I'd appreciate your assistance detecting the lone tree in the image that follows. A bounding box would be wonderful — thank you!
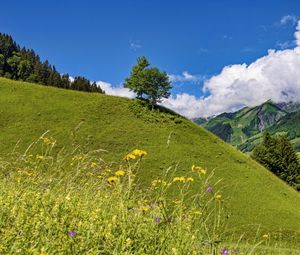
[124,56,172,110]
[252,133,300,190]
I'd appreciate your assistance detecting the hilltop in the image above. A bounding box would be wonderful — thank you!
[0,78,300,245]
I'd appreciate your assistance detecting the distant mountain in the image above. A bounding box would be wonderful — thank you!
[195,101,300,152]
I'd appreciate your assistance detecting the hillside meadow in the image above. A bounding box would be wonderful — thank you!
[0,78,300,253]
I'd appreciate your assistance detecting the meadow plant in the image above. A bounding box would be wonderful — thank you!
[0,136,291,254]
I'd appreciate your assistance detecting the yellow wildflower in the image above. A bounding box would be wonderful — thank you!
[200,169,207,175]
[115,170,125,177]
[90,162,97,167]
[215,194,222,201]
[107,176,118,185]
[186,177,194,182]
[140,206,150,213]
[263,234,269,240]
[42,137,56,145]
[192,164,207,174]
[193,210,202,215]
[36,155,44,160]
[173,176,185,182]
[132,149,147,157]
[124,153,136,161]
[72,155,83,161]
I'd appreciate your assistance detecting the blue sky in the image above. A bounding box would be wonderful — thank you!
[1,0,300,117]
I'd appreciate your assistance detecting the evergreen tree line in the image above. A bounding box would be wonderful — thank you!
[252,133,300,191]
[0,33,103,93]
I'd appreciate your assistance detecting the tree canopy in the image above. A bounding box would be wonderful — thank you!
[252,133,300,190]
[124,56,172,109]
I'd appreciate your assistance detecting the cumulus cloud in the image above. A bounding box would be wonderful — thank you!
[168,71,204,83]
[280,15,298,25]
[96,81,135,98]
[162,21,300,118]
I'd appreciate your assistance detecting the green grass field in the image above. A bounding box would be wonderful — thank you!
[0,78,300,253]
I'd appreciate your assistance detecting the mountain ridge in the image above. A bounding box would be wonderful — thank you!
[194,100,300,152]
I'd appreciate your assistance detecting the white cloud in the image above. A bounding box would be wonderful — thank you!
[69,76,74,83]
[280,15,298,25]
[96,81,135,98]
[276,40,295,49]
[196,47,209,54]
[162,21,300,118]
[222,35,233,40]
[168,71,204,83]
[129,41,142,51]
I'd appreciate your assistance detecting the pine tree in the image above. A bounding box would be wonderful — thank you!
[252,133,300,190]
[0,32,103,94]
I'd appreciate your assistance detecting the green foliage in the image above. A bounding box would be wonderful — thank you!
[129,99,184,124]
[252,133,300,190]
[124,56,172,109]
[0,33,103,93]
[0,78,300,247]
[124,56,150,98]
[0,54,4,76]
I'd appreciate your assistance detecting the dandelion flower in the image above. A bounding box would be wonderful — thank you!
[107,176,118,185]
[132,149,147,157]
[186,177,194,182]
[115,170,125,177]
[124,153,136,161]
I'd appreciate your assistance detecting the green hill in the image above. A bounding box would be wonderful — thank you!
[197,101,300,152]
[1,78,300,245]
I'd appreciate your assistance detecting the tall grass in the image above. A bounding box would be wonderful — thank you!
[0,136,298,254]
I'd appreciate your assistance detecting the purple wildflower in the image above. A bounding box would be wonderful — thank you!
[154,217,161,223]
[68,231,77,237]
[206,186,213,193]
[221,248,229,255]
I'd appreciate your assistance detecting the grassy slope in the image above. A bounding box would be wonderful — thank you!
[0,78,300,243]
